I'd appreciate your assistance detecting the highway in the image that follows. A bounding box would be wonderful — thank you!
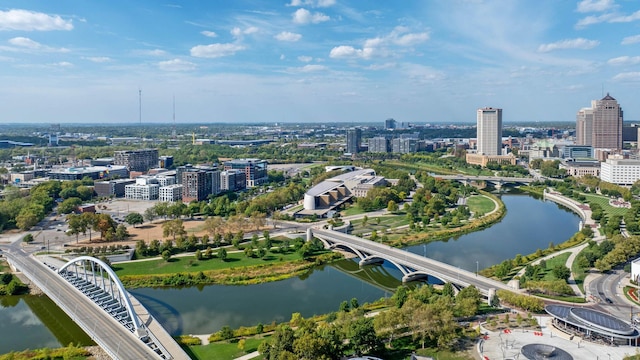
[4,247,163,360]
[312,228,516,296]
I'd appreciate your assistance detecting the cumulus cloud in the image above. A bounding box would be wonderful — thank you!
[537,38,599,52]
[201,31,217,38]
[298,55,313,62]
[275,31,302,42]
[622,34,640,45]
[190,43,245,58]
[83,56,111,63]
[576,0,615,13]
[158,58,196,71]
[292,8,330,24]
[0,9,73,31]
[613,72,640,81]
[287,0,335,7]
[287,64,328,73]
[330,26,429,60]
[607,56,640,66]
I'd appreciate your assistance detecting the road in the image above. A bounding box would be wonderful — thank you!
[588,269,635,321]
[4,245,162,360]
[312,228,515,296]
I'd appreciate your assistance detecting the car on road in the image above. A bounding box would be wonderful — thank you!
[605,298,613,304]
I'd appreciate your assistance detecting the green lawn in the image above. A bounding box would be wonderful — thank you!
[186,337,266,360]
[342,204,367,216]
[466,195,495,214]
[350,215,409,236]
[541,253,570,281]
[571,248,588,294]
[113,250,304,276]
[583,194,629,217]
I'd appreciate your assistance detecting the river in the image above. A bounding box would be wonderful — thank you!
[0,194,580,352]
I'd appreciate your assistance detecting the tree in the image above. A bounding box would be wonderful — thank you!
[237,338,246,352]
[219,325,235,340]
[162,219,186,240]
[350,297,359,310]
[161,249,172,261]
[58,197,82,214]
[374,307,404,348]
[143,207,157,223]
[218,248,227,261]
[22,234,34,243]
[115,224,128,241]
[195,249,203,261]
[553,265,571,281]
[348,317,382,355]
[387,200,399,213]
[124,212,144,228]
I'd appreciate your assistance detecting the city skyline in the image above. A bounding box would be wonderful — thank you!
[2,0,640,124]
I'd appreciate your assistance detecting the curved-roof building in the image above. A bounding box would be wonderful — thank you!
[545,305,640,346]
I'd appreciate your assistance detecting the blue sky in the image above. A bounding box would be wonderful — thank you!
[1,0,640,124]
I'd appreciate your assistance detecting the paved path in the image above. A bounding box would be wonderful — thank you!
[479,316,638,360]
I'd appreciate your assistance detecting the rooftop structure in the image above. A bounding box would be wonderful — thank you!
[48,165,128,181]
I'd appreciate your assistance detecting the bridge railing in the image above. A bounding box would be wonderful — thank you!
[5,253,122,360]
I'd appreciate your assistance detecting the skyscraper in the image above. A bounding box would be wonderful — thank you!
[576,107,594,146]
[579,93,623,150]
[346,128,362,154]
[476,107,502,156]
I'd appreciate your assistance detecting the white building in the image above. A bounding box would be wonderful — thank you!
[125,177,160,200]
[600,155,640,186]
[631,257,640,284]
[476,107,502,156]
[159,184,183,202]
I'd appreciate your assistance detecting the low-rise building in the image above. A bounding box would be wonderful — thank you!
[159,184,183,202]
[125,177,159,200]
[465,153,517,167]
[94,179,136,198]
[600,155,640,186]
[560,159,601,178]
[48,165,128,181]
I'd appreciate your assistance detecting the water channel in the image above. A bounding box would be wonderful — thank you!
[0,194,581,352]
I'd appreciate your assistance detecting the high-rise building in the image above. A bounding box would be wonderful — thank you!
[593,93,623,149]
[576,107,594,146]
[391,138,418,154]
[113,149,159,172]
[220,170,246,192]
[384,118,397,130]
[178,164,220,202]
[576,93,623,150]
[368,137,389,153]
[346,128,362,154]
[476,107,502,156]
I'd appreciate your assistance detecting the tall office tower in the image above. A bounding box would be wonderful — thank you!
[368,137,389,153]
[593,93,623,149]
[576,107,594,146]
[476,107,503,156]
[346,128,362,154]
[384,118,397,130]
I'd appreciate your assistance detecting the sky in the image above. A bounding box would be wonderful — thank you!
[1,0,640,125]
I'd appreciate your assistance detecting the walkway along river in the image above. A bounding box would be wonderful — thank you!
[0,194,581,352]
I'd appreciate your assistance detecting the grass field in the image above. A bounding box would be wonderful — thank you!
[540,252,571,281]
[113,250,303,276]
[186,337,266,360]
[342,204,367,216]
[583,194,629,217]
[350,215,409,236]
[466,195,495,215]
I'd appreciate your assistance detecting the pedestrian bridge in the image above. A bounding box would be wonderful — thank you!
[309,228,516,299]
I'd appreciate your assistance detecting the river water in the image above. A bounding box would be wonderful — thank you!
[0,194,580,352]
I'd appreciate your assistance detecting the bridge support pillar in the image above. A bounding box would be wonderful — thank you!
[306,228,313,242]
[487,288,496,306]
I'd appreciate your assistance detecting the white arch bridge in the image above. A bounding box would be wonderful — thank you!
[4,248,190,360]
[309,228,517,299]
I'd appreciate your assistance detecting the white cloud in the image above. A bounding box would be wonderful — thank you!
[576,0,615,13]
[6,36,69,52]
[158,59,197,71]
[576,10,640,28]
[329,45,373,59]
[612,72,640,81]
[537,38,599,52]
[9,36,40,49]
[51,61,73,68]
[365,62,396,70]
[287,0,335,7]
[622,34,640,45]
[330,26,429,60]
[83,56,111,63]
[280,54,285,60]
[190,43,246,58]
[0,9,73,31]
[292,8,330,24]
[231,26,259,38]
[298,55,313,62]
[275,31,302,42]
[607,56,640,66]
[136,49,167,56]
[201,31,217,38]
[287,64,328,73]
